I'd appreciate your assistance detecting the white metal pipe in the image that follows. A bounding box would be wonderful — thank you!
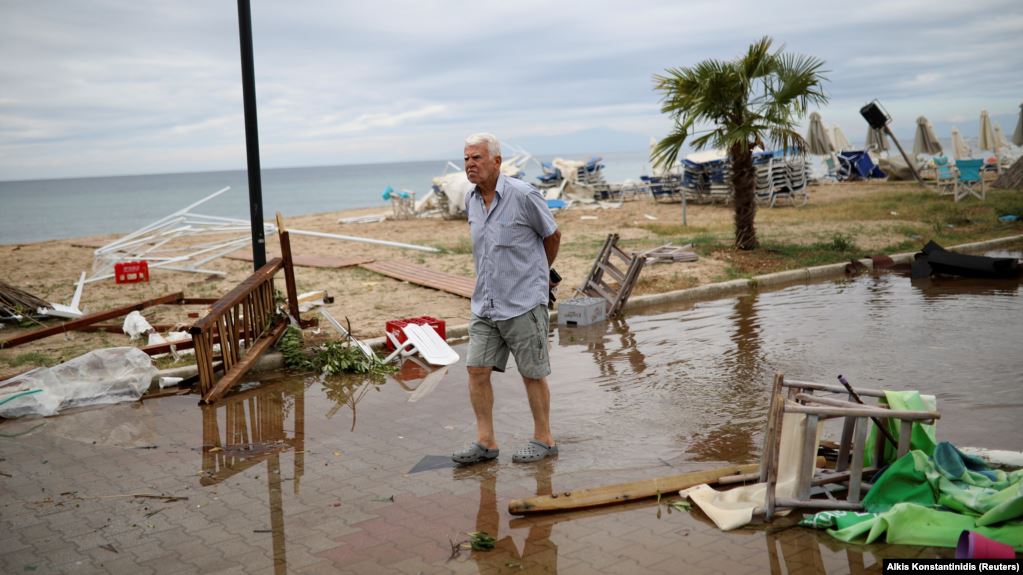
[94,186,230,253]
[69,271,86,310]
[181,213,253,225]
[154,264,227,276]
[287,228,440,253]
[188,238,251,268]
[95,217,185,254]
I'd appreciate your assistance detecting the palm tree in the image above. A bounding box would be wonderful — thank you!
[652,37,828,250]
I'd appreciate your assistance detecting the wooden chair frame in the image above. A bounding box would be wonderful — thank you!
[760,374,940,519]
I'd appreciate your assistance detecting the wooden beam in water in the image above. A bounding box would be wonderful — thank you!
[508,463,759,515]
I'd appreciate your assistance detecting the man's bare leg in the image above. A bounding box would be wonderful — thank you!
[468,366,498,449]
[522,376,554,446]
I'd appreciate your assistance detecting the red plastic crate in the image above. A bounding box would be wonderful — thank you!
[384,316,445,350]
[114,261,150,284]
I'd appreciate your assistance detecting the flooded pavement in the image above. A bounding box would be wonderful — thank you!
[1,268,1020,574]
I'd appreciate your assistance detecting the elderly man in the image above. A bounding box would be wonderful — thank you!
[452,132,562,465]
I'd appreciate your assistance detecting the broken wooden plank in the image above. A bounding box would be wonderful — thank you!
[1,292,185,349]
[508,463,759,515]
[360,260,475,298]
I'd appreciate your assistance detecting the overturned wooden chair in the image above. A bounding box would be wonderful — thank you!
[761,374,940,519]
[577,233,645,318]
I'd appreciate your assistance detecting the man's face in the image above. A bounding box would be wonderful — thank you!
[464,143,501,185]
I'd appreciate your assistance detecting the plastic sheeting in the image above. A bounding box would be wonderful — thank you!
[0,348,156,418]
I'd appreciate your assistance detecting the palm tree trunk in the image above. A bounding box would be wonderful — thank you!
[730,145,758,250]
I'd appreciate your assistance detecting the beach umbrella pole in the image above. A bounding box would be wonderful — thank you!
[884,126,924,185]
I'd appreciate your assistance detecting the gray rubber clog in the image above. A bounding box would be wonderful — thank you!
[511,439,558,463]
[452,442,499,465]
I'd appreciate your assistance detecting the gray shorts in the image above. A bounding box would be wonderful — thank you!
[467,305,551,380]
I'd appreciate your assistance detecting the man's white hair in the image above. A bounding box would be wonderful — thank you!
[464,133,501,158]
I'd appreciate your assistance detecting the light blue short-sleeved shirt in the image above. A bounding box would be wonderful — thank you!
[466,175,558,321]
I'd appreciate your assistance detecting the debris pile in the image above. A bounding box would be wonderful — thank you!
[0,280,50,320]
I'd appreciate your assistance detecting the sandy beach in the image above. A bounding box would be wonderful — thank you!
[2,179,1021,377]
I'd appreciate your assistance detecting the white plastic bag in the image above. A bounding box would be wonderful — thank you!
[122,310,153,340]
[0,347,157,418]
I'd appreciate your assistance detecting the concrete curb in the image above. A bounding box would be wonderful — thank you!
[155,234,1023,382]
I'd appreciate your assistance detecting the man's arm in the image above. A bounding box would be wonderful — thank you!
[543,229,561,267]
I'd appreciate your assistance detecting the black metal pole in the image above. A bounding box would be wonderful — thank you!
[237,0,266,270]
[884,125,925,186]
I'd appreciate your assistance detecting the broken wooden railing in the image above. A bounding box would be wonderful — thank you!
[193,215,301,404]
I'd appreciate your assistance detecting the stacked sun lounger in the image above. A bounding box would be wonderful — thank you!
[682,152,810,207]
[640,174,683,203]
[754,156,811,207]
[707,159,733,203]
[537,157,615,200]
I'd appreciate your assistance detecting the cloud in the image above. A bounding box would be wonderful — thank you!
[1,0,1022,179]
[305,104,447,137]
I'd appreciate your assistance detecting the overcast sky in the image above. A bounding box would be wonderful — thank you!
[1,0,1021,181]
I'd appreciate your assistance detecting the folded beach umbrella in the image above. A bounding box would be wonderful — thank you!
[913,116,943,155]
[993,125,1008,149]
[978,110,997,152]
[866,126,889,152]
[950,128,971,161]
[806,112,833,155]
[1013,103,1023,147]
[831,125,852,152]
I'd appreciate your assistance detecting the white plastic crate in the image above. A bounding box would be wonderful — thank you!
[556,297,607,326]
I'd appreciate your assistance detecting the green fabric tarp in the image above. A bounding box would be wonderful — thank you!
[801,442,1023,550]
[864,390,937,467]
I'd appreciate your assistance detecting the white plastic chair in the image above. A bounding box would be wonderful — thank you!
[386,323,459,366]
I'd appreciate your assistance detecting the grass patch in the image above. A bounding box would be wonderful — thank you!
[442,237,474,255]
[639,224,710,237]
[4,351,58,368]
[152,355,194,370]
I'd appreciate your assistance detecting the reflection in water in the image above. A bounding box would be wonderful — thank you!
[457,461,559,573]
[551,268,1020,472]
[556,316,647,383]
[689,292,764,463]
[388,356,450,403]
[765,520,877,574]
[201,380,306,575]
[910,274,1022,300]
[321,373,386,431]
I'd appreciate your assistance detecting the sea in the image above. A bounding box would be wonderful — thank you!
[0,150,653,245]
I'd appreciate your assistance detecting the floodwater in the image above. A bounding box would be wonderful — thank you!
[1,266,1021,574]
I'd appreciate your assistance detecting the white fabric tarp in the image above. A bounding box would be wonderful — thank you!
[431,172,475,217]
[680,409,822,531]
